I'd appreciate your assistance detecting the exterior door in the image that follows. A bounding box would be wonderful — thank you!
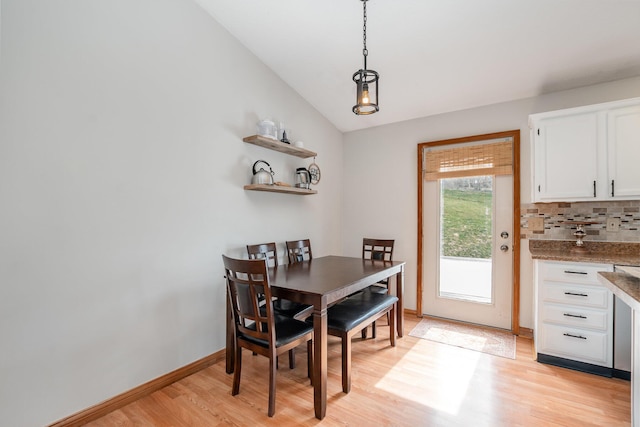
[423,174,513,329]
[421,138,515,330]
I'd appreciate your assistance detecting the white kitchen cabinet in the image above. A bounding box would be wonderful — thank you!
[535,261,614,371]
[530,97,640,202]
[607,104,640,199]
[533,111,599,201]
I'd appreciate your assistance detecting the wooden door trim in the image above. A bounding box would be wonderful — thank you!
[416,130,521,335]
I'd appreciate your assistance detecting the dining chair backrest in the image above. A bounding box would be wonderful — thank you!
[247,242,279,268]
[286,239,313,264]
[223,255,275,347]
[362,238,395,262]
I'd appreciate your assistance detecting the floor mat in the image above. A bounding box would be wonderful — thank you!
[408,317,516,359]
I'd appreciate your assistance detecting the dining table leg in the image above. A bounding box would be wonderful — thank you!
[312,304,328,420]
[396,265,404,337]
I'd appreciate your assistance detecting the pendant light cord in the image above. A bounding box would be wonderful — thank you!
[362,0,368,69]
[352,0,378,115]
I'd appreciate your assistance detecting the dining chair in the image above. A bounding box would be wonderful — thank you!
[222,255,314,417]
[362,238,395,293]
[246,242,279,268]
[286,239,313,264]
[247,242,313,368]
[361,238,395,338]
[312,290,397,393]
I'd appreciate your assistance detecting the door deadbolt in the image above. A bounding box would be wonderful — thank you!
[500,231,509,239]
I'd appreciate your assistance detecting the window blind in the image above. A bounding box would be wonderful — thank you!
[424,141,513,180]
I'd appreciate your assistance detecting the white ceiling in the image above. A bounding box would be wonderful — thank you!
[195,0,640,133]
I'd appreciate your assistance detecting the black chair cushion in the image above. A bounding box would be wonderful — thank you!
[240,315,313,348]
[365,284,388,294]
[310,292,398,332]
[274,299,312,318]
[259,299,312,319]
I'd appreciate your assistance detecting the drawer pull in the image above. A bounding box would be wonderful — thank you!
[563,333,587,340]
[564,292,588,297]
[563,313,587,319]
[563,270,588,275]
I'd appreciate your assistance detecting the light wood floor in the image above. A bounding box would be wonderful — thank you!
[87,314,631,426]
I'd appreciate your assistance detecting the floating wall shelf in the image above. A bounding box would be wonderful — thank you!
[244,184,317,195]
[243,135,317,159]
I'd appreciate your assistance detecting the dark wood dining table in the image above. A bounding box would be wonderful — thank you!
[225,255,405,420]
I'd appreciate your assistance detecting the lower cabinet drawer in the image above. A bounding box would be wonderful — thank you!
[540,261,611,285]
[540,304,609,331]
[537,323,611,367]
[541,281,610,309]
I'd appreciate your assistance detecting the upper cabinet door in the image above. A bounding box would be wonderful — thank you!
[531,97,640,203]
[607,105,640,199]
[533,112,599,202]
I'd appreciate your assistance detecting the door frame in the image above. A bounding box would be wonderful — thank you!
[416,130,521,334]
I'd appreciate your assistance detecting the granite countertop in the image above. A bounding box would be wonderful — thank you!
[529,240,640,265]
[598,271,640,312]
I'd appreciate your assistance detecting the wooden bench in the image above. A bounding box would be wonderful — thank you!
[313,291,397,393]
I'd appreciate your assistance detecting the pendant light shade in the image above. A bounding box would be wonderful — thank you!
[352,0,379,115]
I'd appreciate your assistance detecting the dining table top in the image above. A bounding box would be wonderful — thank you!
[269,255,405,306]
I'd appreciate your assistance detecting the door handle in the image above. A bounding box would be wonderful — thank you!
[500,244,509,252]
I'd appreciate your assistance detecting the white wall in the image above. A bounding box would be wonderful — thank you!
[2,2,640,425]
[342,76,640,330]
[0,1,342,425]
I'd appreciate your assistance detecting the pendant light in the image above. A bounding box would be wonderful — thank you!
[352,0,379,115]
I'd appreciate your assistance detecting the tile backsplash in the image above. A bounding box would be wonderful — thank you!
[520,201,640,242]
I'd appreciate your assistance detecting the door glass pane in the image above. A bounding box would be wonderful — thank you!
[439,176,493,303]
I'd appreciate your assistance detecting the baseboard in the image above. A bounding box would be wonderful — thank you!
[613,368,631,381]
[404,308,417,316]
[537,353,613,378]
[518,327,533,339]
[48,349,226,427]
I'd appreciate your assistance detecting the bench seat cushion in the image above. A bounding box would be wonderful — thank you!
[273,299,312,318]
[313,292,397,332]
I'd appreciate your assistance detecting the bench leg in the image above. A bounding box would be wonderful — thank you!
[307,339,313,385]
[289,348,296,369]
[342,333,351,393]
[389,306,396,347]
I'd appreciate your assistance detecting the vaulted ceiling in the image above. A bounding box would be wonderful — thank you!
[195,0,640,132]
